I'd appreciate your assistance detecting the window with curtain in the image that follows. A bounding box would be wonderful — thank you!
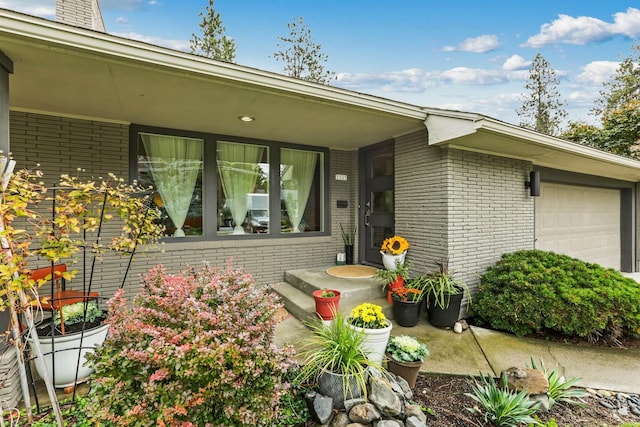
[217,141,269,235]
[138,133,203,237]
[280,148,324,233]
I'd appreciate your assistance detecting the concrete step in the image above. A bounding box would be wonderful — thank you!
[272,267,394,324]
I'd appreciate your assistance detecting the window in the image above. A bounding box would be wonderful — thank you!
[137,133,203,237]
[217,141,269,235]
[133,127,327,239]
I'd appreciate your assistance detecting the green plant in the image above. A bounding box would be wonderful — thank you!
[52,300,103,327]
[374,259,411,290]
[340,223,357,246]
[274,369,312,426]
[529,417,560,427]
[423,259,470,310]
[17,397,94,427]
[529,358,587,409]
[386,335,429,362]
[466,373,541,427]
[473,250,640,340]
[348,303,388,329]
[319,288,336,298]
[85,262,296,426]
[297,311,380,402]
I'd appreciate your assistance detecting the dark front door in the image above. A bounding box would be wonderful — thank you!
[360,141,395,265]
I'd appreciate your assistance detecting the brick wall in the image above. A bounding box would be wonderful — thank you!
[9,111,349,302]
[395,130,534,309]
[55,0,105,32]
[445,147,534,292]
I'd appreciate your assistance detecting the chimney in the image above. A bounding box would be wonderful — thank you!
[55,0,106,32]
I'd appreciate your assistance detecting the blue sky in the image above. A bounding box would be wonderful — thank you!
[2,0,639,127]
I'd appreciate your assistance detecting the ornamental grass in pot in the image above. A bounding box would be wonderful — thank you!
[385,335,429,388]
[297,311,381,409]
[423,259,471,328]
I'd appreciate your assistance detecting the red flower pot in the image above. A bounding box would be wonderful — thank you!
[312,289,341,320]
[386,276,404,303]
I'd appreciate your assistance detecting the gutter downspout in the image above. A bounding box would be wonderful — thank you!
[0,50,12,158]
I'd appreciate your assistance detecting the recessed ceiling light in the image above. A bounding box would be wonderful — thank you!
[238,116,255,122]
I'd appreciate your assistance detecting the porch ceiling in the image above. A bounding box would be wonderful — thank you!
[426,110,640,182]
[0,9,425,150]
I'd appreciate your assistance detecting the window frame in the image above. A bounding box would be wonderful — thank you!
[130,124,330,240]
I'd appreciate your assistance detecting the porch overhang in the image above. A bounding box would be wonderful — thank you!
[425,108,640,182]
[0,8,426,150]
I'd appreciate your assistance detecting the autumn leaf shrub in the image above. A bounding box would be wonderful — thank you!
[85,262,296,426]
[473,250,640,341]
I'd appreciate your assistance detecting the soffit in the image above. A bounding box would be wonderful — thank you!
[426,112,640,182]
[0,9,425,150]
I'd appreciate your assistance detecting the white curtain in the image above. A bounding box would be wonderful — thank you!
[281,149,317,233]
[217,141,265,234]
[141,134,202,237]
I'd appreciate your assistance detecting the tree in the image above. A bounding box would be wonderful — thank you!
[273,17,335,85]
[563,42,640,157]
[190,0,236,63]
[516,53,567,136]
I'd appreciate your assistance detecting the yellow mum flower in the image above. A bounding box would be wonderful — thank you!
[348,303,388,329]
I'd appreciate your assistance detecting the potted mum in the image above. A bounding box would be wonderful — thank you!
[347,303,392,366]
[312,288,341,320]
[385,335,429,388]
[390,285,423,327]
[380,235,409,270]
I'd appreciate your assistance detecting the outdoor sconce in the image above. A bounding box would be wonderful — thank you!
[525,171,540,197]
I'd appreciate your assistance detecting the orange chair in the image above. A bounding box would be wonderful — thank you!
[32,264,99,335]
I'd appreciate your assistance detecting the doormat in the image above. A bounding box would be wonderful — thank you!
[326,265,377,279]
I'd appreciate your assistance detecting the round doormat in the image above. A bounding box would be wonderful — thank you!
[326,265,377,279]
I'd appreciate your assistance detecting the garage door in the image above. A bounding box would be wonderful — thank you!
[535,182,620,269]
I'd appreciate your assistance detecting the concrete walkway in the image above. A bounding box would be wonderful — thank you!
[275,314,640,394]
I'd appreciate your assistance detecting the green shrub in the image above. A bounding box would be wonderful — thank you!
[85,262,296,426]
[473,250,640,340]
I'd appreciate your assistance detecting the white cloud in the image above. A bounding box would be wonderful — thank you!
[575,60,619,85]
[442,34,500,53]
[503,55,530,71]
[111,32,190,52]
[116,16,128,25]
[523,7,640,47]
[441,67,508,84]
[0,0,54,18]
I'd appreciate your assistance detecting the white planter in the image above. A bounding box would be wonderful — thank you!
[349,320,392,366]
[28,323,109,388]
[380,251,406,270]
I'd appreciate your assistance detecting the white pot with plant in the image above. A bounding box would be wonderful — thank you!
[0,161,164,423]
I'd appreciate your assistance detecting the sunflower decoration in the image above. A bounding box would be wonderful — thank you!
[348,303,388,329]
[381,235,409,255]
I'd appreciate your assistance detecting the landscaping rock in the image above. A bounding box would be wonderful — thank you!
[501,367,549,395]
[376,420,403,427]
[344,398,367,413]
[369,375,402,417]
[405,403,427,423]
[405,415,428,427]
[307,391,334,424]
[348,402,381,424]
[328,412,350,426]
[530,393,550,412]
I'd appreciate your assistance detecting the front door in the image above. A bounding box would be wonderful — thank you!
[360,141,395,265]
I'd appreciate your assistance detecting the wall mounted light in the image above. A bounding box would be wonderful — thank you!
[525,171,540,197]
[238,116,255,122]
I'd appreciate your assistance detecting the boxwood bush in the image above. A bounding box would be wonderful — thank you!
[473,250,640,341]
[86,262,296,426]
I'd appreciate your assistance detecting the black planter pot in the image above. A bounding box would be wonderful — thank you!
[427,292,463,328]
[344,245,354,265]
[391,299,421,327]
